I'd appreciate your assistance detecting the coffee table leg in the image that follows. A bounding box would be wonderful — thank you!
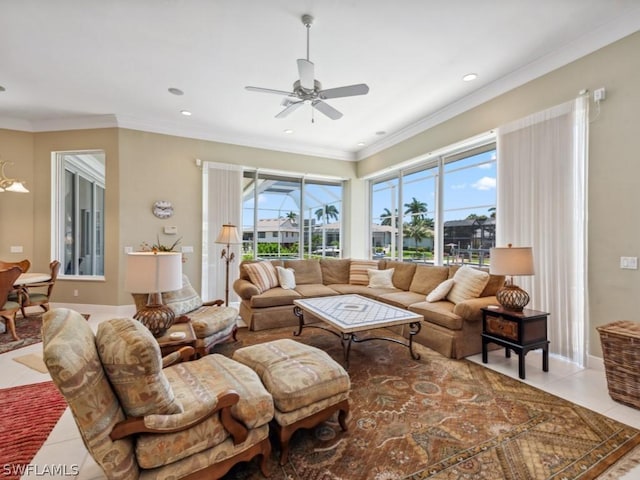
[293,306,304,336]
[408,321,421,360]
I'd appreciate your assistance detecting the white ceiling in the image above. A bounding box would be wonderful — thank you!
[2,1,639,161]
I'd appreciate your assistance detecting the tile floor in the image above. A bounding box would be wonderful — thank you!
[3,303,640,479]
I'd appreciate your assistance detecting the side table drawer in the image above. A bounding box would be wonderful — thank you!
[486,316,518,341]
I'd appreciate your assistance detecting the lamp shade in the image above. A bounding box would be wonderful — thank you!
[489,246,534,276]
[215,224,242,245]
[125,252,183,293]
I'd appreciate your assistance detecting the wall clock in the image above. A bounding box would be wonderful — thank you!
[152,200,174,219]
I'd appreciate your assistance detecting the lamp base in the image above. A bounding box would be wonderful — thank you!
[134,304,175,337]
[496,284,530,312]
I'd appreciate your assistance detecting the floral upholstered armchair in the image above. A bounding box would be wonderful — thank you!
[42,308,274,480]
[133,274,238,357]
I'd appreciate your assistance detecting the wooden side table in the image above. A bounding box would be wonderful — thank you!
[481,306,550,379]
[156,322,197,359]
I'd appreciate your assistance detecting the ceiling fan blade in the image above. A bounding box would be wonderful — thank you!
[318,83,369,100]
[245,86,296,97]
[275,101,305,119]
[297,59,315,90]
[312,100,343,120]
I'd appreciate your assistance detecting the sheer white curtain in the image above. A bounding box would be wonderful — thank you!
[497,96,588,365]
[202,162,242,303]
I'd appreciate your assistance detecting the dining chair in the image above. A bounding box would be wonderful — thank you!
[0,267,23,341]
[19,260,60,317]
[0,259,31,273]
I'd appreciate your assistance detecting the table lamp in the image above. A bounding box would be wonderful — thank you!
[125,251,182,336]
[215,224,242,306]
[489,244,534,312]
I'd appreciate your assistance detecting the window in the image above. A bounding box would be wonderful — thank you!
[369,142,496,265]
[243,171,344,259]
[53,151,105,278]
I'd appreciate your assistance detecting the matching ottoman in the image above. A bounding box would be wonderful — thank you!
[233,338,350,464]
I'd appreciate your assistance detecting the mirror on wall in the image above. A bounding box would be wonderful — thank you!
[53,150,105,278]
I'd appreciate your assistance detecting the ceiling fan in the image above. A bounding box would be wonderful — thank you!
[245,14,369,121]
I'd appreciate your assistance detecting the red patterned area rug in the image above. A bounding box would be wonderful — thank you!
[0,381,67,480]
[0,313,89,354]
[216,327,640,480]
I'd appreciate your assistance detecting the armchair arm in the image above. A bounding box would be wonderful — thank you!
[202,299,224,307]
[161,346,195,368]
[110,390,249,445]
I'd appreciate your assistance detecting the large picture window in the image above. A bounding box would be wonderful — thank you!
[370,141,496,265]
[242,171,344,259]
[53,151,105,278]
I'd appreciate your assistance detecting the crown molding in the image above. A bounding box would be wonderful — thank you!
[356,7,640,161]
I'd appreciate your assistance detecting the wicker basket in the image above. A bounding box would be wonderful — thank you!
[597,320,640,409]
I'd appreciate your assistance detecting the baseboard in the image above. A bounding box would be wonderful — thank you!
[50,302,135,317]
[587,353,605,371]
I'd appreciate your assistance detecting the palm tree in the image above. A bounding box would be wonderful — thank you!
[404,197,429,226]
[314,205,339,256]
[314,205,339,224]
[488,207,496,218]
[380,207,398,227]
[285,211,297,224]
[403,218,433,250]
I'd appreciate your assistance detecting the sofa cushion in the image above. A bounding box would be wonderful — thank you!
[447,266,490,304]
[381,261,416,291]
[243,261,279,293]
[320,258,351,285]
[96,318,183,417]
[409,301,463,330]
[367,268,395,288]
[426,278,455,302]
[294,284,339,298]
[378,291,426,309]
[284,259,323,284]
[162,275,203,315]
[409,265,450,295]
[327,284,399,298]
[349,260,379,285]
[239,259,283,280]
[480,274,506,297]
[276,266,296,289]
[249,287,302,308]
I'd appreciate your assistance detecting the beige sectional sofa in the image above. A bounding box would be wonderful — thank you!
[233,258,505,359]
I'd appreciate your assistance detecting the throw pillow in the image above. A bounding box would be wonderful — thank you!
[349,260,379,285]
[368,268,395,288]
[243,261,279,293]
[446,266,490,304]
[276,266,297,289]
[96,318,183,417]
[162,274,203,315]
[426,278,455,302]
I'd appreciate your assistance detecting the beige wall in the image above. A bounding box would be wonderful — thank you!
[358,31,640,357]
[3,31,639,357]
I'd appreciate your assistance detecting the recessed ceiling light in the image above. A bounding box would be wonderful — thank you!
[180,110,192,116]
[0,86,5,92]
[462,73,478,82]
[168,87,184,96]
[357,142,366,147]
[283,129,294,134]
[375,131,386,136]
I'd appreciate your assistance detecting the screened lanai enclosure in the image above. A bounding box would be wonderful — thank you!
[241,171,344,260]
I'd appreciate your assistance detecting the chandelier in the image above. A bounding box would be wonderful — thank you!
[0,161,29,193]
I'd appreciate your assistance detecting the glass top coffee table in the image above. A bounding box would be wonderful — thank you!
[293,294,423,366]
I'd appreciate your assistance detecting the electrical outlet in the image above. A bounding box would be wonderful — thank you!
[620,256,638,270]
[73,289,79,297]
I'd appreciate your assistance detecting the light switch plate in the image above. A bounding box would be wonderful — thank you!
[10,246,23,253]
[164,226,178,235]
[620,256,638,269]
[181,246,194,253]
